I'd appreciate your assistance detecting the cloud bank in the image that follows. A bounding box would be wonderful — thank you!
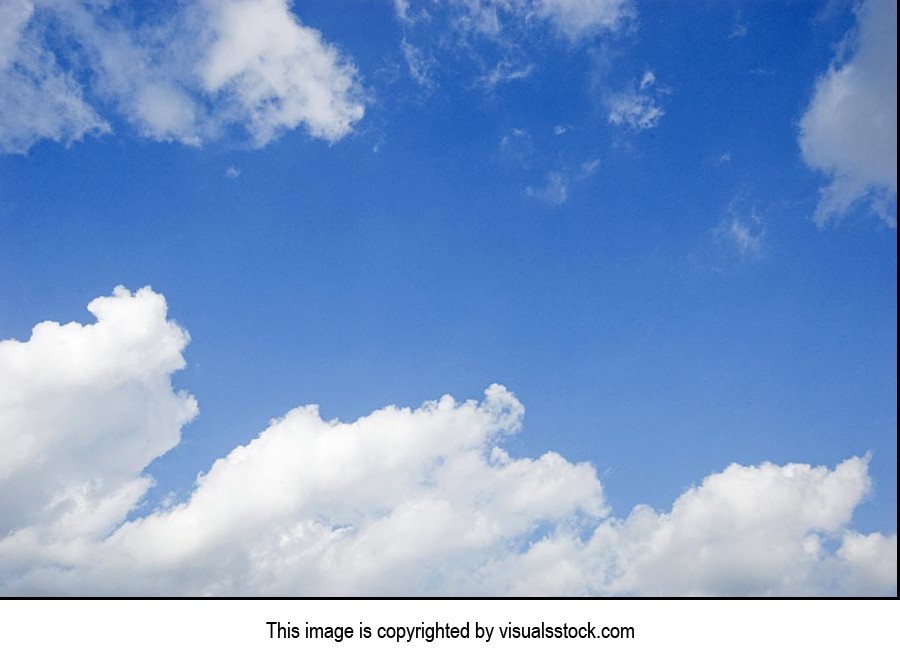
[0,0,365,153]
[0,288,895,595]
[799,0,897,226]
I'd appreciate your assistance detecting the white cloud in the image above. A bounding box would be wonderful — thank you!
[403,1,632,43]
[595,457,895,596]
[580,158,601,176]
[534,0,634,40]
[225,166,241,179]
[0,289,895,595]
[394,1,633,99]
[607,92,664,131]
[729,23,748,40]
[499,127,534,163]
[526,170,568,204]
[477,60,535,90]
[0,0,365,153]
[606,71,665,131]
[394,0,436,25]
[0,0,109,154]
[394,0,413,24]
[837,530,899,595]
[194,0,365,144]
[716,202,765,258]
[798,0,897,226]
[0,287,197,567]
[725,219,763,257]
[477,457,897,597]
[401,39,437,89]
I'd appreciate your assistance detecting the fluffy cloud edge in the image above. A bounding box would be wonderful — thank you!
[0,287,895,596]
[0,0,365,153]
[798,0,897,227]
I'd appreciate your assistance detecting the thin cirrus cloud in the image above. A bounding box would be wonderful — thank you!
[798,0,897,227]
[0,0,365,154]
[437,0,635,40]
[394,0,635,88]
[606,70,666,132]
[0,288,894,596]
[716,200,766,259]
[526,171,569,205]
[401,39,437,90]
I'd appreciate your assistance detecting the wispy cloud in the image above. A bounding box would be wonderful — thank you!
[500,128,535,164]
[606,70,666,132]
[477,60,535,90]
[579,158,601,177]
[716,201,765,259]
[402,39,437,89]
[527,171,568,205]
[395,0,636,95]
[729,23,748,39]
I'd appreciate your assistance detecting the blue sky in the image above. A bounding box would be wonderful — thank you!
[0,0,896,595]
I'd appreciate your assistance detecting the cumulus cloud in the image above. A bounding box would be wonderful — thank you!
[478,457,897,596]
[798,0,897,226]
[605,458,881,595]
[0,287,197,570]
[0,289,895,596]
[0,0,364,153]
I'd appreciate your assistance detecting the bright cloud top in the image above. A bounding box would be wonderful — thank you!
[0,287,197,566]
[0,288,894,596]
[0,0,364,153]
[799,0,897,226]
